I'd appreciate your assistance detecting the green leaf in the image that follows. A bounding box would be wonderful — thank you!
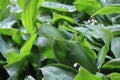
[109,73,120,80]
[37,0,45,9]
[104,25,120,36]
[40,64,77,80]
[59,22,77,33]
[39,24,64,39]
[102,59,120,69]
[75,26,112,69]
[97,46,108,69]
[38,24,64,60]
[41,2,76,12]
[0,36,10,57]
[22,0,38,34]
[37,36,54,60]
[111,37,120,58]
[0,7,10,21]
[0,28,18,36]
[101,29,112,48]
[75,25,102,46]
[74,0,101,15]
[12,30,24,45]
[5,51,36,79]
[17,0,25,8]
[5,52,19,65]
[92,4,120,16]
[97,29,113,69]
[5,56,26,78]
[20,34,37,55]
[54,39,97,73]
[74,67,103,80]
[52,13,76,24]
[0,0,9,11]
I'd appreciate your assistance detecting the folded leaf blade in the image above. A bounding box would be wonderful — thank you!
[22,0,38,34]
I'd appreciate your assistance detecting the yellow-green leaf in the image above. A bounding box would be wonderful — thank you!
[92,4,120,17]
[22,0,38,34]
[20,34,37,55]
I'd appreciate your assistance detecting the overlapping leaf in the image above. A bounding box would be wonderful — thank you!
[111,37,120,58]
[102,59,120,69]
[109,73,120,80]
[74,0,101,15]
[41,2,76,12]
[54,39,97,73]
[40,64,77,80]
[22,0,38,34]
[92,4,120,16]
[74,68,103,80]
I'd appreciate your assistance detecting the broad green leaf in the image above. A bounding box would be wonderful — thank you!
[0,0,10,21]
[37,0,45,10]
[0,0,9,11]
[104,25,120,36]
[40,64,77,80]
[22,0,38,34]
[54,39,97,73]
[59,22,77,33]
[101,29,112,48]
[109,73,120,80]
[5,56,26,78]
[0,28,18,36]
[74,67,103,80]
[92,4,120,16]
[102,59,120,69]
[39,24,64,39]
[17,0,25,8]
[20,34,37,55]
[75,26,112,69]
[38,24,64,60]
[5,52,36,79]
[12,30,24,45]
[74,0,101,15]
[5,52,20,65]
[52,13,76,24]
[75,25,103,50]
[41,2,76,12]
[5,53,36,79]
[37,36,54,60]
[97,29,112,69]
[75,25,101,46]
[111,37,120,58]
[5,49,26,66]
[59,22,77,40]
[0,36,10,57]
[97,46,108,69]
[0,8,10,21]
